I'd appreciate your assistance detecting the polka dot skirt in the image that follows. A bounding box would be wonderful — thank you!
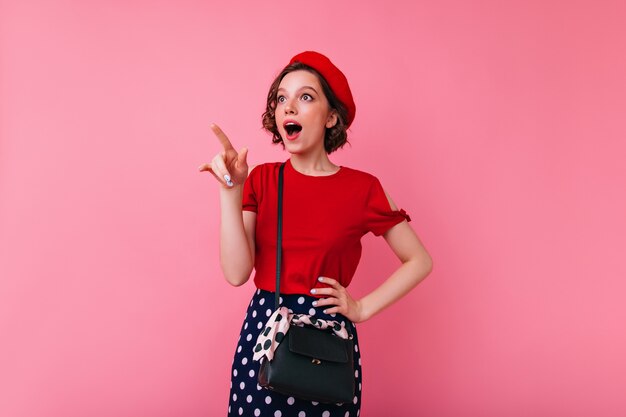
[227,289,362,416]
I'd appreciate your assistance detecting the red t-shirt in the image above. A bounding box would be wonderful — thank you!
[242,158,411,295]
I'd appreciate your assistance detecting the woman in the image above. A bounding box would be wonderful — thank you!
[199,51,433,417]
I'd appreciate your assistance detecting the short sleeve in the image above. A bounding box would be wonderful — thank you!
[364,177,412,236]
[242,165,260,213]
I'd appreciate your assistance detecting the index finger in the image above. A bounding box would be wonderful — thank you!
[210,123,235,151]
[318,276,341,287]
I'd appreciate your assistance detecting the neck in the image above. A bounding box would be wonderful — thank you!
[289,151,339,176]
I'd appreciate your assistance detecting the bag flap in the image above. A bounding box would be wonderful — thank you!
[288,325,349,363]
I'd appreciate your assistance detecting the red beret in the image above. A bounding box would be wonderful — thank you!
[288,51,356,128]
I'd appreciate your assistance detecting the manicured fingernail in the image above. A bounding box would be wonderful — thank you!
[323,309,328,314]
[224,174,231,182]
[310,289,316,294]
[318,277,323,282]
[312,301,318,306]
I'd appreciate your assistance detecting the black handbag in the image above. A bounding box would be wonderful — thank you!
[257,162,355,404]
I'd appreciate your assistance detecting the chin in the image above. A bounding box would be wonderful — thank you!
[283,142,305,155]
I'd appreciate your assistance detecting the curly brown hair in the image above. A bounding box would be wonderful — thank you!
[262,62,350,154]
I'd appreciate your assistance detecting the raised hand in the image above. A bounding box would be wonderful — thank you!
[198,123,249,188]
[310,277,366,323]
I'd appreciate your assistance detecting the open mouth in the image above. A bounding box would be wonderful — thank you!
[283,121,302,140]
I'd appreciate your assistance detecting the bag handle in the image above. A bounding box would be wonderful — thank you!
[274,162,286,310]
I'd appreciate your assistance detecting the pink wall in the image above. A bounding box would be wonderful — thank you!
[1,0,625,416]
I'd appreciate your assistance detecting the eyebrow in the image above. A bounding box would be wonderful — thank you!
[277,86,319,95]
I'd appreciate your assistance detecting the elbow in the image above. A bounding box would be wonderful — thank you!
[224,272,252,287]
[421,252,434,273]
[424,258,433,278]
[226,278,248,287]
[423,255,434,277]
[223,263,252,286]
[406,253,433,277]
[220,259,253,287]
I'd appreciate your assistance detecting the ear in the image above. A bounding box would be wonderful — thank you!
[325,111,338,129]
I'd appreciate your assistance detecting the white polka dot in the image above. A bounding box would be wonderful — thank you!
[244,322,249,329]
[298,296,305,304]
[238,407,243,415]
[237,345,242,353]
[298,412,306,417]
[242,357,248,365]
[256,384,262,391]
[288,308,294,313]
[230,381,232,389]
[246,334,252,341]
[266,308,272,317]
[254,409,261,416]
[257,321,263,329]
[265,395,272,404]
[309,308,316,315]
[279,296,284,304]
[233,369,238,377]
[353,396,358,404]
[355,370,359,378]
[274,412,282,417]
[330,313,336,318]
[250,299,254,306]
[228,406,231,413]
[358,358,361,366]
[249,369,255,377]
[345,412,350,417]
[287,396,295,405]
[247,395,253,403]
[354,344,359,352]
[253,310,259,318]
[259,298,265,305]
[311,401,319,406]
[232,393,237,401]
[359,382,362,391]
[322,411,330,417]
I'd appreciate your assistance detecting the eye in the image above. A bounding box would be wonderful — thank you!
[301,94,313,101]
[277,95,286,103]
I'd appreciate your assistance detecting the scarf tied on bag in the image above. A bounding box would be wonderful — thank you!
[252,306,351,362]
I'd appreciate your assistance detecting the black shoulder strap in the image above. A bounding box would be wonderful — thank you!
[275,162,286,310]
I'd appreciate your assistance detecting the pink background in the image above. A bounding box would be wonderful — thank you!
[1,0,625,416]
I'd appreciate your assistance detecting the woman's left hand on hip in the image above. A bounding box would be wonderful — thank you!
[311,276,365,323]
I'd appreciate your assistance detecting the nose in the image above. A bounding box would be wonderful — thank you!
[284,97,297,115]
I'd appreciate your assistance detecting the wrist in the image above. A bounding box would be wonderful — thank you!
[219,183,243,193]
[355,299,372,323]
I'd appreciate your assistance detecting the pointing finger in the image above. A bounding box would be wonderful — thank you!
[210,123,235,151]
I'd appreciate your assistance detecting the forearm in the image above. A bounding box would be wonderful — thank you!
[358,257,433,321]
[219,185,253,286]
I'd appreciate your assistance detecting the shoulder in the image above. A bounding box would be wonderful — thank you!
[340,165,383,187]
[339,165,376,181]
[342,166,398,209]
